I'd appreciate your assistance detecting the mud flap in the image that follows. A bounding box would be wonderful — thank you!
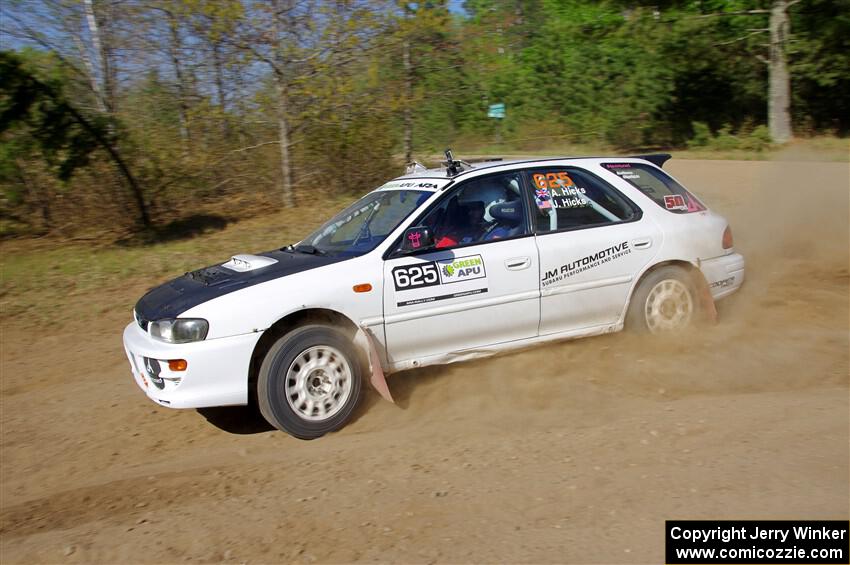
[693,271,718,324]
[354,326,394,403]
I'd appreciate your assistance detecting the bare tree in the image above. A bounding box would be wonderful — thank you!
[402,37,413,164]
[390,1,455,162]
[3,0,151,228]
[186,1,244,139]
[272,0,295,207]
[699,0,800,143]
[767,0,794,143]
[211,40,229,137]
[83,0,117,114]
[229,0,318,207]
[400,3,414,165]
[164,7,192,146]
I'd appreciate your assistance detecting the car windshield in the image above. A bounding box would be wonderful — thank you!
[297,189,431,257]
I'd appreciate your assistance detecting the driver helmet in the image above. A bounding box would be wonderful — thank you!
[458,175,520,223]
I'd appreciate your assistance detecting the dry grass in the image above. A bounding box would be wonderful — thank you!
[0,197,351,331]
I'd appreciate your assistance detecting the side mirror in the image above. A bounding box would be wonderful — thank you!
[401,226,434,253]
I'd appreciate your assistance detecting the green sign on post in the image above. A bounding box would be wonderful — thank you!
[487,103,506,119]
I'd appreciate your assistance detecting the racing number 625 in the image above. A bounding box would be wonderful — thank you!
[393,263,439,290]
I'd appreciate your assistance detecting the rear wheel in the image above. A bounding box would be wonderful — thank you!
[258,325,362,439]
[627,266,696,334]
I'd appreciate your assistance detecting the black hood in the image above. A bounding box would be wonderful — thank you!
[134,249,346,324]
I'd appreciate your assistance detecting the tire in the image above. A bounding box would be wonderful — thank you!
[626,266,697,334]
[257,325,362,439]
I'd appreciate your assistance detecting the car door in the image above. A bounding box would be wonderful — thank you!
[382,171,540,364]
[524,166,661,335]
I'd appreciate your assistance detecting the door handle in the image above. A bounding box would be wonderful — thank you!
[631,238,652,250]
[505,257,531,270]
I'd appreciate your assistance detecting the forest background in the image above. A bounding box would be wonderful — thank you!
[1,0,848,239]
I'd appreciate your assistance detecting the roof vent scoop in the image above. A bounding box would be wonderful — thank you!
[405,161,428,175]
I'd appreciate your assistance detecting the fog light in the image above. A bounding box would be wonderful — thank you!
[168,359,188,371]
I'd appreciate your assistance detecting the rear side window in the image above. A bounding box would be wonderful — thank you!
[602,163,705,214]
[525,168,638,233]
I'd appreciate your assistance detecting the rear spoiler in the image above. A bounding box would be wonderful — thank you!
[630,153,671,168]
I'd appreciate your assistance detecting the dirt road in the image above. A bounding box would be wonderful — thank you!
[1,156,848,563]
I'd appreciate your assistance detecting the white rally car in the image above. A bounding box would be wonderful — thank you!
[123,152,744,439]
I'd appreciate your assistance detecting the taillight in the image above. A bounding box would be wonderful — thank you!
[722,226,734,249]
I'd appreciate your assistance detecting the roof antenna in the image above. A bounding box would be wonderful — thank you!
[443,148,468,177]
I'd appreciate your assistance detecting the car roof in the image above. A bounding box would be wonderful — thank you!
[391,154,672,187]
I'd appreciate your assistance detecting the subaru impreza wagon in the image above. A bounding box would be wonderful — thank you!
[123,152,745,439]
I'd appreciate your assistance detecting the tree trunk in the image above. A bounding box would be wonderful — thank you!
[212,41,230,138]
[274,0,295,207]
[275,78,295,208]
[768,0,793,143]
[402,38,413,164]
[83,0,115,114]
[72,30,108,114]
[101,1,116,113]
[167,10,191,147]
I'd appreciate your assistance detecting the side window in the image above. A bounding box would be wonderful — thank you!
[601,162,706,214]
[420,172,528,249]
[526,168,637,233]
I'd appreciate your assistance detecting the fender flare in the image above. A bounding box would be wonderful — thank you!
[625,260,717,325]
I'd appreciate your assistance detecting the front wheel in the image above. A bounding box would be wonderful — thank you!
[626,266,697,334]
[258,325,362,439]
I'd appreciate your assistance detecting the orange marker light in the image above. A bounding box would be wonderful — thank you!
[168,359,188,371]
[353,283,372,293]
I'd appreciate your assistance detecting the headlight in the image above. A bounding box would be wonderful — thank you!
[149,318,209,343]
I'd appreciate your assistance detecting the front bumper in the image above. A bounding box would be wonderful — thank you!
[700,252,745,300]
[122,321,263,409]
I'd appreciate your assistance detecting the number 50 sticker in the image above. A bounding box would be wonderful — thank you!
[392,262,440,291]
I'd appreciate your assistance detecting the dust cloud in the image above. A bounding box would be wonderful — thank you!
[1,159,847,563]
